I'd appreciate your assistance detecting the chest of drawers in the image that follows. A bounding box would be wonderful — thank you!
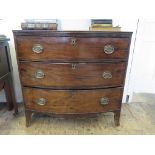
[13,30,132,127]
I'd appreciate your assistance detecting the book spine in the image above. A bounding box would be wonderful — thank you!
[91,19,112,24]
[21,23,57,30]
[91,24,113,27]
[89,27,121,31]
[24,19,57,23]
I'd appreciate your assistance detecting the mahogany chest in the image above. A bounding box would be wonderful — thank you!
[13,30,132,127]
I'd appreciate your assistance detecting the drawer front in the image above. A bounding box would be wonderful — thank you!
[16,36,130,61]
[23,87,123,114]
[19,62,126,88]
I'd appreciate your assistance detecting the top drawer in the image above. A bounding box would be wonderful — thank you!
[15,36,130,62]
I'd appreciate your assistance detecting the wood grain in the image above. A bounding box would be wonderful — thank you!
[15,36,129,61]
[13,30,133,38]
[13,30,132,126]
[19,62,127,88]
[23,87,123,114]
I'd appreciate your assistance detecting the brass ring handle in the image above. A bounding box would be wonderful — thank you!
[104,44,114,54]
[36,98,47,106]
[32,44,44,53]
[71,38,77,46]
[102,71,112,79]
[35,70,45,79]
[100,97,109,106]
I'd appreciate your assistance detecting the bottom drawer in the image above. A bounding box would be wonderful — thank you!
[23,87,123,114]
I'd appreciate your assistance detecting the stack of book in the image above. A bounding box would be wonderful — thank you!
[89,19,121,31]
[21,19,58,30]
[0,35,6,40]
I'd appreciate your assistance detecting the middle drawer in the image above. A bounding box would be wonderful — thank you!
[19,62,126,89]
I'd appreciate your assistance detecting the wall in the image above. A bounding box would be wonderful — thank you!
[127,19,155,101]
[0,19,138,103]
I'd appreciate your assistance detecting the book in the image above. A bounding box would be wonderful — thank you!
[21,23,57,30]
[24,19,57,23]
[91,19,112,24]
[0,35,7,40]
[89,26,121,32]
[91,23,113,27]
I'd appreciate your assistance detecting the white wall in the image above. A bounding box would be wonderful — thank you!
[0,19,137,103]
[114,19,138,102]
[128,19,155,101]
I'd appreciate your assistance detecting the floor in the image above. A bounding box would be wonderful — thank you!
[0,93,155,135]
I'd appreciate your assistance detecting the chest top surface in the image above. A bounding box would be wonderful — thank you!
[13,30,132,38]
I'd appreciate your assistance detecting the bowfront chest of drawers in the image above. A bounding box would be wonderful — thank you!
[13,30,132,127]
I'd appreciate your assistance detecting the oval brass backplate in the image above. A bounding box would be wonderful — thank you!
[35,70,45,79]
[104,44,114,54]
[36,98,47,106]
[32,44,44,53]
[102,71,112,79]
[100,97,109,106]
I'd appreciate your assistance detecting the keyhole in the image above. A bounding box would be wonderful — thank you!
[72,64,76,70]
[71,38,76,46]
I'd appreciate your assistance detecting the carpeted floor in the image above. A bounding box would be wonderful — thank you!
[0,93,155,135]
